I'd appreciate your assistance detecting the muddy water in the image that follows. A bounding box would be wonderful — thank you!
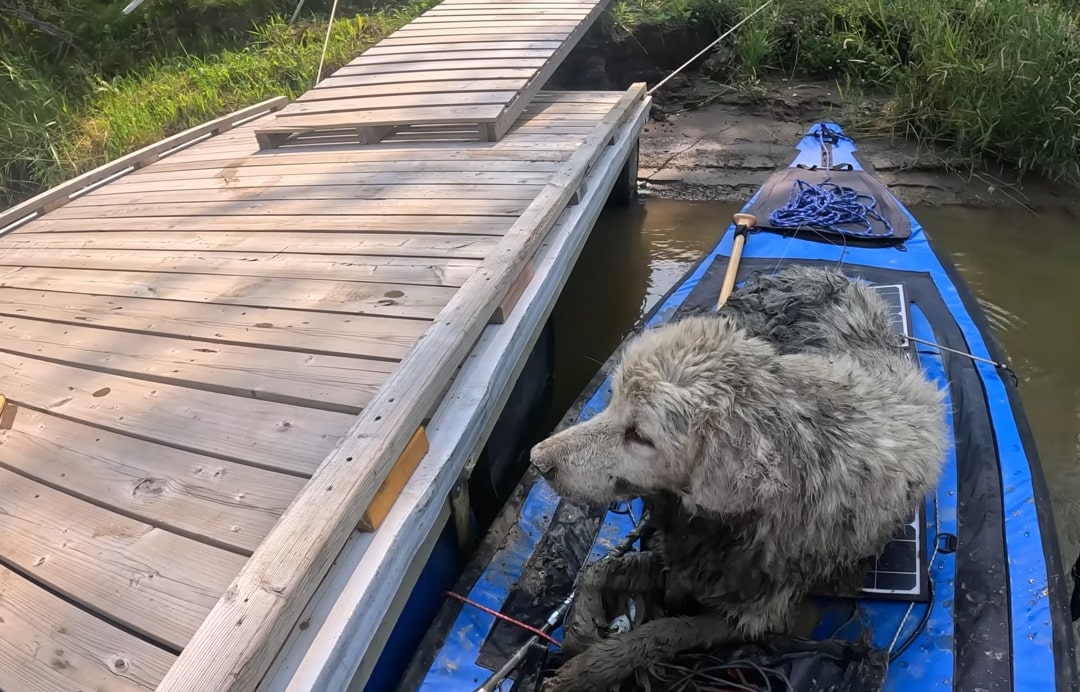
[550,197,1080,574]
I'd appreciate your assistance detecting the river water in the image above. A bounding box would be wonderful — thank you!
[550,196,1080,575]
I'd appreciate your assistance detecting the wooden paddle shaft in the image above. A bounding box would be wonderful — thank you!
[717,212,756,309]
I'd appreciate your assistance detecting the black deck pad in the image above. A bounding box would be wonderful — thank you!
[475,496,606,671]
[742,167,912,243]
[519,636,889,692]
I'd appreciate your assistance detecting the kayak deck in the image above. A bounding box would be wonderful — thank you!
[401,122,1077,692]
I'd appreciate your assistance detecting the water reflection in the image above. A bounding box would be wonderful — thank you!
[918,205,1080,571]
[553,197,1080,574]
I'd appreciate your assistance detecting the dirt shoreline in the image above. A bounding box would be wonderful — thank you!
[632,78,1080,212]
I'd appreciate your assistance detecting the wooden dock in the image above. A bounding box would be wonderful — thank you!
[0,1,651,690]
[253,0,608,146]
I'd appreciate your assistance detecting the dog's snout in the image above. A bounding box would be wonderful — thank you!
[530,439,557,474]
[530,447,554,474]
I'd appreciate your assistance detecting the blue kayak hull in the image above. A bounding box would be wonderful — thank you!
[398,123,1079,692]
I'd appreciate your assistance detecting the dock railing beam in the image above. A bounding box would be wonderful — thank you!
[154,82,647,692]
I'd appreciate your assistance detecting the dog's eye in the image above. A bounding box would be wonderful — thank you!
[624,426,654,447]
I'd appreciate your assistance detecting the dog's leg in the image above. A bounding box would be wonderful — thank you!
[543,614,736,692]
[562,551,662,657]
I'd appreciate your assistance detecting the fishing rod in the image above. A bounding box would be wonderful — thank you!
[472,518,651,692]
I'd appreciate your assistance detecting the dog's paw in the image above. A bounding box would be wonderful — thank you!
[561,591,608,656]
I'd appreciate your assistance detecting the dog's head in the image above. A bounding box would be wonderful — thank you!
[531,314,767,507]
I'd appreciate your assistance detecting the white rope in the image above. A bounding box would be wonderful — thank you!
[315,0,342,86]
[647,0,775,96]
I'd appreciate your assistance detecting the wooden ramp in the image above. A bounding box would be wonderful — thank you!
[0,69,646,692]
[253,0,610,147]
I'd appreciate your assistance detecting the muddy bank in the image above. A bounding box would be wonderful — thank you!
[634,79,1080,211]
[548,29,1080,211]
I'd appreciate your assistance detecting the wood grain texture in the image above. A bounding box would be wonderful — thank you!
[314,68,538,87]
[0,313,395,412]
[124,149,571,174]
[299,78,528,100]
[16,214,514,235]
[0,409,304,554]
[67,183,545,204]
[0,231,499,259]
[0,563,176,692]
[154,82,646,692]
[0,248,481,288]
[356,426,428,531]
[0,287,429,360]
[0,466,247,649]
[334,58,547,76]
[0,267,458,319]
[0,97,286,232]
[114,159,562,182]
[0,350,352,474]
[41,197,529,220]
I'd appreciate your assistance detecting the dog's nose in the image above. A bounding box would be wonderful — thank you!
[530,445,554,474]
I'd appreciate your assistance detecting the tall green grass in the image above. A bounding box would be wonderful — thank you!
[1,2,432,207]
[609,0,1080,185]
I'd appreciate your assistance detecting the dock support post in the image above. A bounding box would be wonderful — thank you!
[449,471,474,558]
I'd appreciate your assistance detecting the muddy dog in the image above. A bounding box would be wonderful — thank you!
[530,266,948,692]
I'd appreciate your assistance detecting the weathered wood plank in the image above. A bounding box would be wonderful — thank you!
[0,231,499,259]
[0,349,352,474]
[421,8,591,14]
[359,43,559,56]
[314,68,536,87]
[155,82,647,692]
[0,466,248,649]
[97,164,554,187]
[42,198,528,220]
[344,49,554,66]
[356,426,428,531]
[186,132,591,159]
[0,287,429,360]
[120,159,563,181]
[253,105,506,138]
[0,313,396,412]
[0,409,305,554]
[0,267,457,319]
[15,214,514,235]
[298,78,528,101]
[378,30,569,43]
[68,184,544,204]
[131,149,571,174]
[333,58,546,75]
[0,97,286,232]
[277,91,516,115]
[0,563,176,692]
[400,21,582,31]
[0,248,481,287]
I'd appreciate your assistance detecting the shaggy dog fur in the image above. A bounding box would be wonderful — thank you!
[530,266,948,692]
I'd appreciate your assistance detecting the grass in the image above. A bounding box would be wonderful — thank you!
[4,0,1080,204]
[604,0,1080,185]
[1,1,433,207]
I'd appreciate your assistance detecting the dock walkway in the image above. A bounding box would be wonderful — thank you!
[253,0,607,145]
[0,0,650,690]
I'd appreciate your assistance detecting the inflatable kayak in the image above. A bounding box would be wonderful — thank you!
[400,122,1079,691]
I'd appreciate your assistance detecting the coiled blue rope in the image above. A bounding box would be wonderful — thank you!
[767,178,894,238]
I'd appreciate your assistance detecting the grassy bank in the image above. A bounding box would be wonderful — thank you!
[604,0,1080,185]
[3,0,1080,207]
[1,1,432,207]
